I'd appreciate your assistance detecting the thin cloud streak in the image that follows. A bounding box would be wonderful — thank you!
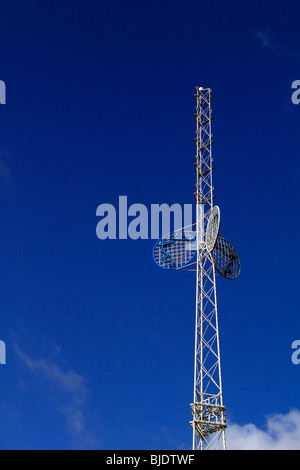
[253,29,300,57]
[14,342,98,449]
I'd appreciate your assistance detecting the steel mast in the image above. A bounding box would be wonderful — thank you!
[190,87,227,450]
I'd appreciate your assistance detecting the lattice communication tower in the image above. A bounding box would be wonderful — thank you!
[153,86,241,451]
[190,86,226,450]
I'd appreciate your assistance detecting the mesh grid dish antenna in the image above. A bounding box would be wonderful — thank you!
[206,206,220,252]
[213,236,241,280]
[152,230,196,270]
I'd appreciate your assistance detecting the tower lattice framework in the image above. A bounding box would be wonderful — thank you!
[190,87,227,450]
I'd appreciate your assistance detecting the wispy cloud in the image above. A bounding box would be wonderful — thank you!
[253,29,300,58]
[14,342,98,449]
[227,409,300,450]
[253,30,276,51]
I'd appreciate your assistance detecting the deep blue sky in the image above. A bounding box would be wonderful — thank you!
[0,0,300,450]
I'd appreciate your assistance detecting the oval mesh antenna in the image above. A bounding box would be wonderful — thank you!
[206,206,220,252]
[153,230,197,270]
[213,236,241,280]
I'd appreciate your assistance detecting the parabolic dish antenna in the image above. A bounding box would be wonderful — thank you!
[206,206,220,252]
[212,236,241,280]
[153,230,197,270]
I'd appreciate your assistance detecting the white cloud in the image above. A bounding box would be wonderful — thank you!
[14,343,88,403]
[14,343,97,448]
[227,409,300,450]
[253,30,300,58]
[253,30,276,51]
